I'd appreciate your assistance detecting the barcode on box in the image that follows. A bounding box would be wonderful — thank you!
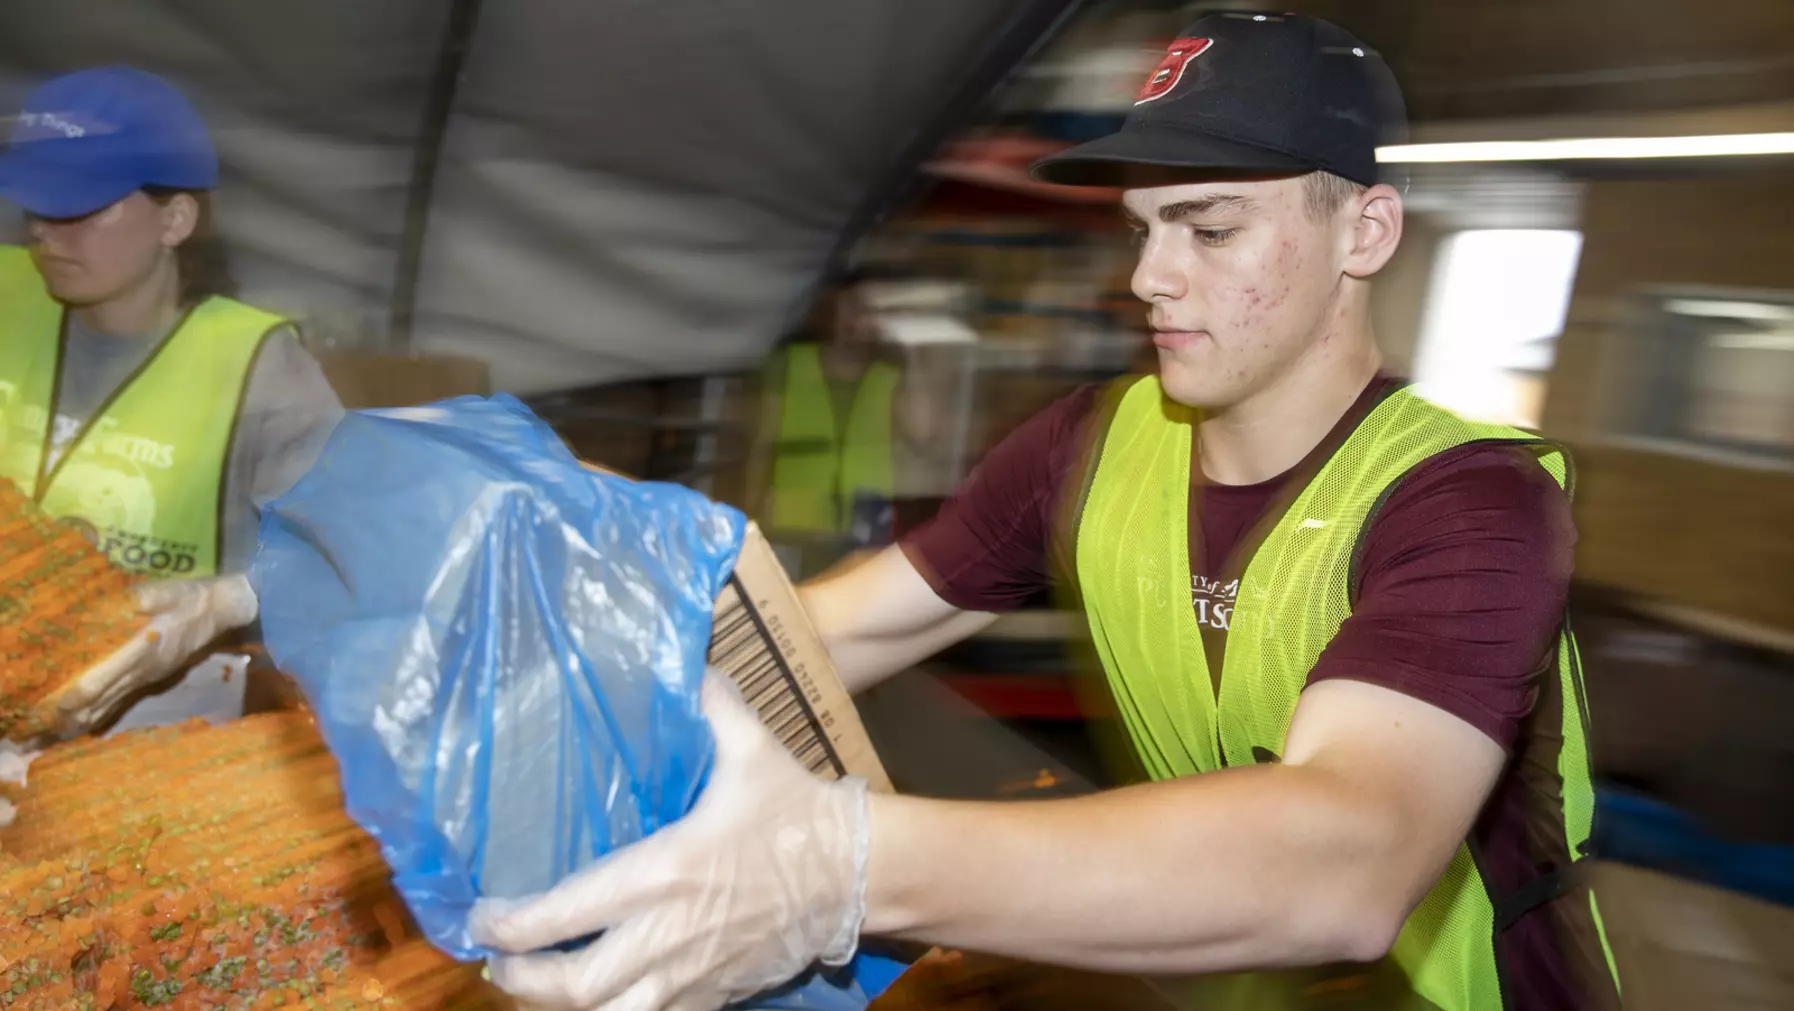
[708,576,846,779]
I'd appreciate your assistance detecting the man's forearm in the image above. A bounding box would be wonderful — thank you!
[798,547,997,694]
[817,609,997,695]
[861,763,1416,975]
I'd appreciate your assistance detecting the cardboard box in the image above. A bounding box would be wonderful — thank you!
[318,351,493,410]
[575,461,889,791]
[287,371,870,788]
[1590,862,1794,1011]
[711,521,892,791]
[1572,440,1794,636]
[245,465,890,792]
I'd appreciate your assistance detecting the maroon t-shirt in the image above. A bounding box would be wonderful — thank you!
[903,377,1606,1009]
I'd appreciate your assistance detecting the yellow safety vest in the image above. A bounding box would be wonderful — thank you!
[1074,376,1618,1011]
[0,246,282,577]
[765,343,897,535]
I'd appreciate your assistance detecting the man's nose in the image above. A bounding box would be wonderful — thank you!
[1130,234,1186,303]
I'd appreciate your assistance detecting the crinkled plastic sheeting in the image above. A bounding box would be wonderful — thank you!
[253,395,902,1009]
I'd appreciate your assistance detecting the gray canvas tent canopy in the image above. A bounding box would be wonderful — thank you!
[0,0,1083,393]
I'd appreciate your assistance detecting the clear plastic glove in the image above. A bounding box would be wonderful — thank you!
[54,574,258,735]
[473,672,871,1011]
[0,741,35,827]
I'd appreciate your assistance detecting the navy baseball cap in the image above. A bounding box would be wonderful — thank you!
[0,67,218,219]
[1032,12,1407,188]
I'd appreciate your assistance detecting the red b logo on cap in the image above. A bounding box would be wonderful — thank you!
[1135,37,1213,106]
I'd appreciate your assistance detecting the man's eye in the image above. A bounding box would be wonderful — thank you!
[1127,225,1147,247]
[1195,228,1238,246]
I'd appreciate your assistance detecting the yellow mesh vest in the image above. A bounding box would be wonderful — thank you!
[1075,376,1613,1011]
[0,248,62,486]
[765,343,897,534]
[0,247,282,577]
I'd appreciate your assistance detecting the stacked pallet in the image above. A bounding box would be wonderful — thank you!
[0,479,143,740]
[0,713,500,1009]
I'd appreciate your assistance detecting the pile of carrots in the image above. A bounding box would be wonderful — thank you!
[0,479,144,740]
[0,713,501,1009]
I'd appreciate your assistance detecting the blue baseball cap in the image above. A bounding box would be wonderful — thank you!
[0,66,218,219]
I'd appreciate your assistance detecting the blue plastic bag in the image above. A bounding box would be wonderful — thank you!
[251,395,904,1008]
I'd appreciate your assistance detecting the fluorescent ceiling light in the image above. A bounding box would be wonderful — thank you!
[1665,299,1794,322]
[1710,332,1794,352]
[875,314,979,347]
[1378,132,1794,164]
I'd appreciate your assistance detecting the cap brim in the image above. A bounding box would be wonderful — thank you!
[1030,123,1316,188]
[0,151,140,219]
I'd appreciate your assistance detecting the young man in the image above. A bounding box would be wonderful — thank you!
[474,14,1618,1011]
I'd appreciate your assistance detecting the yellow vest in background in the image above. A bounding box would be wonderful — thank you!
[765,342,898,535]
[1074,376,1617,1011]
[0,246,281,577]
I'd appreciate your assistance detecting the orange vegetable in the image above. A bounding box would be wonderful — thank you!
[0,478,146,740]
[0,713,501,1008]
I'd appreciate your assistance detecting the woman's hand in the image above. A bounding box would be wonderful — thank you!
[472,673,870,1011]
[54,573,258,735]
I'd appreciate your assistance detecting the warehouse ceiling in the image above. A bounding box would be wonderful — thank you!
[1026,1,1794,230]
[1072,0,1794,122]
[2,1,1788,391]
[0,0,1083,393]
[1266,0,1794,122]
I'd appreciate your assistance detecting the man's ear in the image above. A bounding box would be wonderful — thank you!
[1342,184,1403,280]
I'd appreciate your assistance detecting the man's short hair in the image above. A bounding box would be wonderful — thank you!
[1303,171,1367,222]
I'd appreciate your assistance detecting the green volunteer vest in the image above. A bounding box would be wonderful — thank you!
[1074,376,1617,1011]
[0,246,281,577]
[765,343,898,534]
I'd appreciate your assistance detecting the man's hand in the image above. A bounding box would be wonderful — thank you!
[54,574,258,735]
[472,674,870,1011]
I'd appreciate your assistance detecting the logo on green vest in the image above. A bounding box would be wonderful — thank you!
[79,416,177,470]
[63,515,198,575]
[1192,575,1238,631]
[99,529,199,575]
[42,432,196,574]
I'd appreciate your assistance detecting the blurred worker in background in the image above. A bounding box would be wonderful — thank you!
[750,267,937,577]
[476,13,1618,1011]
[0,67,342,734]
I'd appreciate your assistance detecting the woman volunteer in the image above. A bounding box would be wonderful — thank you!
[0,67,342,733]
